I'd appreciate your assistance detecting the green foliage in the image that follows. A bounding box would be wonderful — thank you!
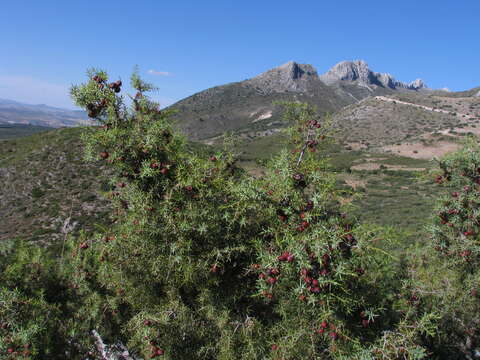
[408,136,480,358]
[0,69,442,359]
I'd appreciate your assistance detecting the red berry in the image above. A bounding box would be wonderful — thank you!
[7,348,14,354]
[271,344,278,351]
[79,242,89,250]
[299,295,306,301]
[100,151,109,159]
[329,332,338,340]
[209,156,217,161]
[268,268,280,276]
[321,321,328,328]
[362,319,370,327]
[160,168,169,175]
[267,277,277,285]
[144,320,152,326]
[286,254,295,262]
[210,265,219,273]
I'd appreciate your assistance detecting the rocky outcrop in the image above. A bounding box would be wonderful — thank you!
[244,61,320,94]
[319,60,428,91]
[408,79,427,90]
[475,90,480,97]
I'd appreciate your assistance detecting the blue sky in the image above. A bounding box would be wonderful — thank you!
[1,0,479,109]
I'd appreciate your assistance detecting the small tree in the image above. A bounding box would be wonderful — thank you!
[0,68,434,360]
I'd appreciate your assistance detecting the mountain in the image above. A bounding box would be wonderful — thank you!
[318,60,429,103]
[319,60,428,91]
[0,98,90,128]
[170,60,433,142]
[171,61,355,141]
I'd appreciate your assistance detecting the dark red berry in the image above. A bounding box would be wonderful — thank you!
[329,332,338,340]
[267,277,277,285]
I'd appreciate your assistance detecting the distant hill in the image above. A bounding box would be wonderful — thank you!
[0,98,90,128]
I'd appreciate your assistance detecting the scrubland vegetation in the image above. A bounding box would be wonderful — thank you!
[1,70,480,359]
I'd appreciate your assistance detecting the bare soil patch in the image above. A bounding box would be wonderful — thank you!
[383,141,460,159]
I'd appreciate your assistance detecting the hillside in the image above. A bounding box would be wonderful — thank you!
[0,125,441,244]
[0,123,53,140]
[0,127,111,243]
[329,91,480,159]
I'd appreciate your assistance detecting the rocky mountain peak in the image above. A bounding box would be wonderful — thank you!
[319,60,428,91]
[408,79,427,90]
[244,61,319,94]
[319,60,373,85]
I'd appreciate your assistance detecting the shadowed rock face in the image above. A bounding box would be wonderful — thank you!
[319,60,428,91]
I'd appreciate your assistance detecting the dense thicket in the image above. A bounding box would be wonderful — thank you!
[0,70,478,359]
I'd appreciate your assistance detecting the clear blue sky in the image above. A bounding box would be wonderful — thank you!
[1,0,479,109]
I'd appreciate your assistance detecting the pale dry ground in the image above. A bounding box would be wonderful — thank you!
[346,142,368,150]
[350,162,426,171]
[343,175,367,190]
[383,141,461,159]
[374,96,477,120]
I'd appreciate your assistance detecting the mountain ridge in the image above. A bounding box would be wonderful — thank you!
[0,98,89,128]
[319,60,428,91]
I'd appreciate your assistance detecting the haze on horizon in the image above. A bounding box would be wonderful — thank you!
[1,0,479,109]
